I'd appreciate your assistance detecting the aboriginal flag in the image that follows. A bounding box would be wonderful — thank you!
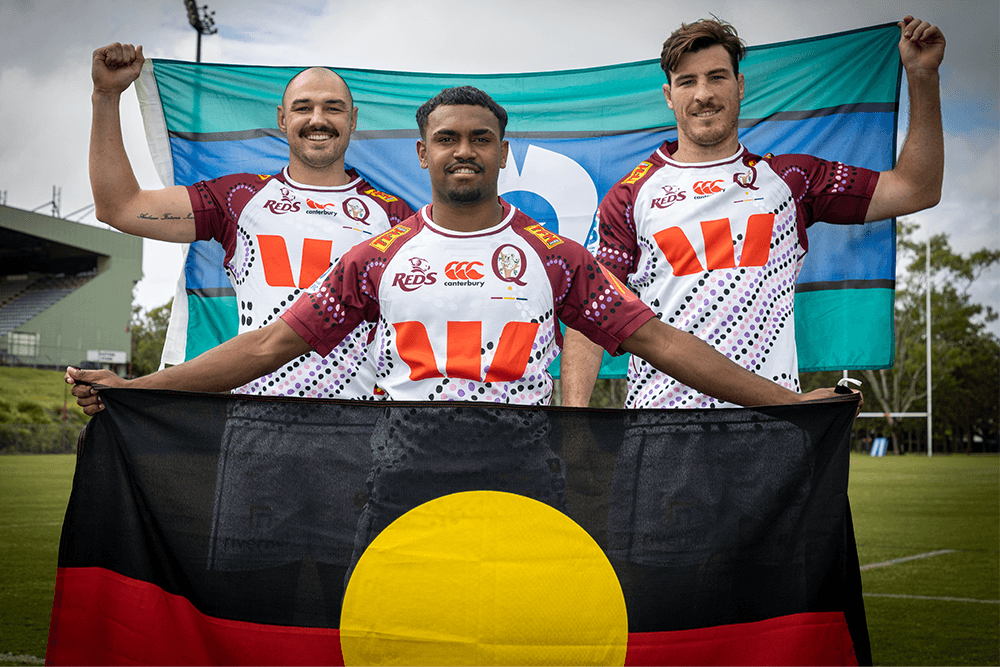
[47,390,867,665]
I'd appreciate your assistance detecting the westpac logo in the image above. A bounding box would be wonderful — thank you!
[392,257,437,292]
[652,214,776,276]
[257,235,333,288]
[651,184,687,209]
[392,320,541,383]
[444,261,486,287]
[263,186,301,214]
[692,180,725,198]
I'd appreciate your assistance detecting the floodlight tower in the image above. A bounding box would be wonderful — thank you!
[184,0,217,62]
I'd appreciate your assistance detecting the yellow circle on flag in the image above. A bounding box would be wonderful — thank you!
[340,490,628,666]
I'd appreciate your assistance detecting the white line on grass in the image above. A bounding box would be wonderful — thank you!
[859,549,957,571]
[0,652,44,665]
[864,593,1000,604]
[0,522,62,528]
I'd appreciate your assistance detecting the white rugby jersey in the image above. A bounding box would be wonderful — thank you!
[589,142,879,409]
[283,200,654,404]
[188,167,413,398]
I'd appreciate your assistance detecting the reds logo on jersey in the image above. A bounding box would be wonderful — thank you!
[392,256,438,292]
[263,187,301,214]
[651,184,687,209]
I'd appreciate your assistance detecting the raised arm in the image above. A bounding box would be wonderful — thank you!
[619,319,850,407]
[560,327,606,407]
[66,319,313,414]
[91,43,196,242]
[865,16,945,222]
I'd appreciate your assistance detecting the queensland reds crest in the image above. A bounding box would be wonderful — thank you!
[650,184,687,209]
[392,257,437,292]
[492,244,527,286]
[263,186,301,214]
[343,197,371,224]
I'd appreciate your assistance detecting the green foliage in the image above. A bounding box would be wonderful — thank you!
[803,221,1000,453]
[129,299,172,377]
[0,368,89,453]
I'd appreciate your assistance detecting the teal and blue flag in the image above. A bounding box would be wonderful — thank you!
[137,23,900,375]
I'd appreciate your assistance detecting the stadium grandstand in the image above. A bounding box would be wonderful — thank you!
[0,205,141,374]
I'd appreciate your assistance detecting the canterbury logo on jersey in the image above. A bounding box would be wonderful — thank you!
[445,261,485,282]
[392,321,540,383]
[652,214,776,276]
[692,180,725,197]
[370,225,411,252]
[257,235,334,288]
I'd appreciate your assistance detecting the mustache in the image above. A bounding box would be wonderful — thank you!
[446,158,484,173]
[300,125,339,137]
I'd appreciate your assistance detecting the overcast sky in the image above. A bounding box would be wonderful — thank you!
[1,0,997,334]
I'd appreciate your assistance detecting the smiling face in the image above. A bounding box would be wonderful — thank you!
[663,44,745,162]
[277,68,357,181]
[416,104,508,208]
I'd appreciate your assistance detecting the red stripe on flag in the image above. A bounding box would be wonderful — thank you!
[625,611,858,666]
[47,567,857,666]
[46,567,345,666]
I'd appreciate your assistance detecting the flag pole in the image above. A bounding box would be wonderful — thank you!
[926,230,932,457]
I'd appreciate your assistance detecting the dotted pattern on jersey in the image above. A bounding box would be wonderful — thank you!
[626,196,802,409]
[587,145,877,410]
[191,170,410,400]
[284,203,653,405]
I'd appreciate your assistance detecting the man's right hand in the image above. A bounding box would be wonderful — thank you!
[65,366,128,416]
[93,43,144,96]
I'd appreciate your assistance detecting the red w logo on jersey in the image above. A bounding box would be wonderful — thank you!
[392,321,540,383]
[652,214,775,276]
[257,236,333,288]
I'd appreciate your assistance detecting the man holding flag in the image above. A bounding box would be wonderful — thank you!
[89,42,414,401]
[68,86,849,410]
[560,15,945,409]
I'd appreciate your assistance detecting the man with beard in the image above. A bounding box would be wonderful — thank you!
[560,16,945,410]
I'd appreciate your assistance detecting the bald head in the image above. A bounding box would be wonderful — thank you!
[282,67,353,109]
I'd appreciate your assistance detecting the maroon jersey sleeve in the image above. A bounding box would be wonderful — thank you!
[185,173,273,264]
[589,155,664,282]
[767,154,880,229]
[514,221,656,355]
[280,244,383,357]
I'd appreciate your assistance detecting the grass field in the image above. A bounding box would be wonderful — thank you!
[1,452,997,665]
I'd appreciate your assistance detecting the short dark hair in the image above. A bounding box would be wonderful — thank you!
[282,67,353,108]
[415,86,508,140]
[660,18,746,84]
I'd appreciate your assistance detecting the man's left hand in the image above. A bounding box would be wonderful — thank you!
[898,16,945,74]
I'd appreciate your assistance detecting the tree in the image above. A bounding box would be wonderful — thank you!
[803,220,999,453]
[130,300,172,377]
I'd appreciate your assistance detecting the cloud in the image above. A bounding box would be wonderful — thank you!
[2,0,997,327]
